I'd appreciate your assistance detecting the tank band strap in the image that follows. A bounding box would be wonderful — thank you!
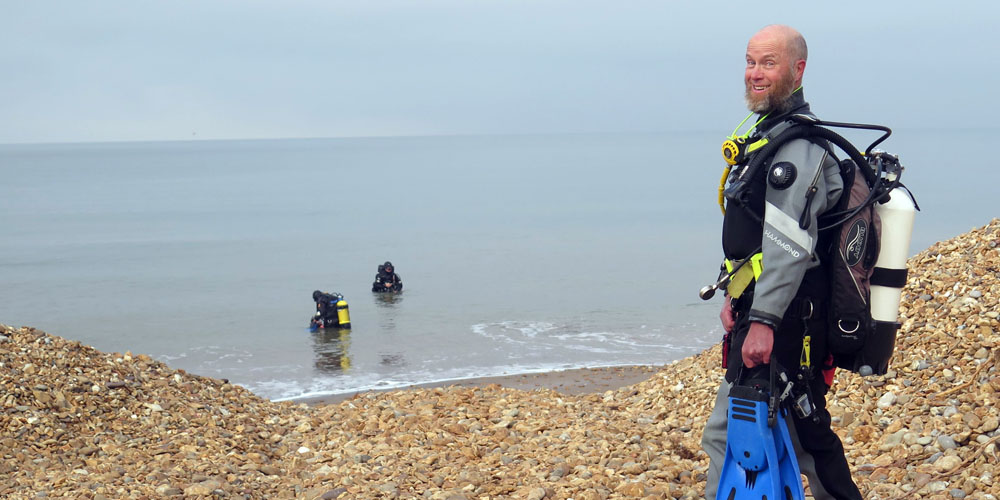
[871,267,908,288]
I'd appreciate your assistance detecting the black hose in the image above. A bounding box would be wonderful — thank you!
[745,123,876,187]
[807,119,892,156]
[736,123,896,231]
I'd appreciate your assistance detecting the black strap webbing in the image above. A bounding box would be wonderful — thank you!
[871,267,908,288]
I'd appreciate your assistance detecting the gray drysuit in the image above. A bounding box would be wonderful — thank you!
[702,90,862,500]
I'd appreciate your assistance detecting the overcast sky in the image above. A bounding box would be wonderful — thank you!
[2,1,997,144]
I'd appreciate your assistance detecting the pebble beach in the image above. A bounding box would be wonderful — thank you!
[2,219,999,499]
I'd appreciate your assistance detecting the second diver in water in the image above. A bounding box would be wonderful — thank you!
[372,261,402,293]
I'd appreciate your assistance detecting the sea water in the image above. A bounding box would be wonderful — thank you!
[0,129,991,400]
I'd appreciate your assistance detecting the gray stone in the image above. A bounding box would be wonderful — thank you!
[549,464,568,480]
[937,435,958,450]
[925,481,949,492]
[877,392,897,409]
[883,430,906,447]
[527,487,547,500]
[321,488,348,499]
[184,480,221,496]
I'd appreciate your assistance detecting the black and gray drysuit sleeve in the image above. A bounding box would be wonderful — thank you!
[748,138,843,328]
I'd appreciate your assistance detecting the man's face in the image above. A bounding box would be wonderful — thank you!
[744,32,798,114]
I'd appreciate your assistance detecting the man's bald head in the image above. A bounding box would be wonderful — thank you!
[754,25,807,65]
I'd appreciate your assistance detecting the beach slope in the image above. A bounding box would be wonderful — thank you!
[1,219,998,499]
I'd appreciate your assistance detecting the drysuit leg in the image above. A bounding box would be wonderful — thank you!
[701,379,730,500]
[703,378,859,500]
[784,382,863,500]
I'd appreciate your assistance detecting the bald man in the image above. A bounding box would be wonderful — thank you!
[701,25,863,500]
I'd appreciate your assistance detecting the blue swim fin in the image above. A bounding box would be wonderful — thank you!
[716,382,805,500]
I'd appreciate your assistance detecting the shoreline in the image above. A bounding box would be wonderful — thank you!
[1,220,997,499]
[294,364,665,405]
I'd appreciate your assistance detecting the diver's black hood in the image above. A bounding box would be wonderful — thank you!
[754,88,810,133]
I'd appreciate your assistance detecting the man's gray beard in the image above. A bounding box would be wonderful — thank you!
[745,73,797,114]
[745,88,796,115]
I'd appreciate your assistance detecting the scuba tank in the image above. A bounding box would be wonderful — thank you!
[861,183,916,375]
[871,188,916,321]
[336,299,352,329]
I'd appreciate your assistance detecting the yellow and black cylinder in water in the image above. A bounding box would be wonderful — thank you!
[336,300,351,329]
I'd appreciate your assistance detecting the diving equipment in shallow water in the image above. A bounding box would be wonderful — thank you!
[335,298,352,329]
[310,291,351,331]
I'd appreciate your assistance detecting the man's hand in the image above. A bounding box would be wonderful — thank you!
[720,297,735,333]
[741,321,774,368]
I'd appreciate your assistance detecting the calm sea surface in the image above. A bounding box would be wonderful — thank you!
[1,130,992,400]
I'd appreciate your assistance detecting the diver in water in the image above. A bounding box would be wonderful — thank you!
[311,290,349,330]
[371,261,402,292]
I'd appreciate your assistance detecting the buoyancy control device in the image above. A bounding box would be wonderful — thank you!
[702,114,919,376]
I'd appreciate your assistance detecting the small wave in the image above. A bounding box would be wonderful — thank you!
[472,320,558,341]
[473,320,695,355]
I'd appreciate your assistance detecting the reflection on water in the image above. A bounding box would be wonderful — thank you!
[380,353,405,367]
[311,328,352,374]
[374,292,406,368]
[374,292,403,307]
